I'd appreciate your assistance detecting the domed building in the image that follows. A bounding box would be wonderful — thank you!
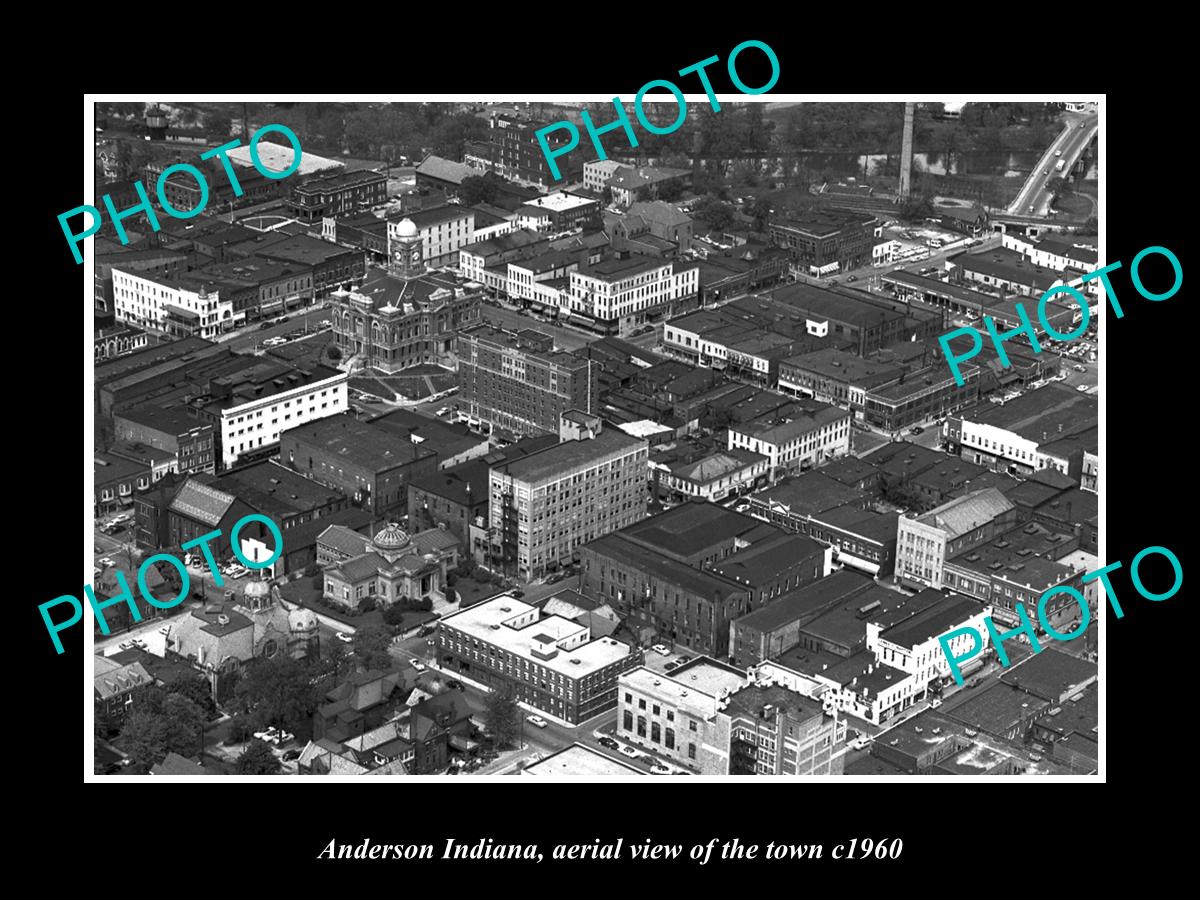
[320,520,460,611]
[233,579,320,661]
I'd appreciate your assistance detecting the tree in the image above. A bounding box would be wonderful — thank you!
[351,622,394,671]
[693,197,735,232]
[655,180,684,202]
[235,739,282,775]
[485,684,521,750]
[358,596,377,613]
[748,197,772,231]
[1046,175,1071,199]
[382,603,410,630]
[207,109,232,138]
[166,676,217,718]
[327,345,343,362]
[117,692,207,772]
[233,655,320,736]
[444,587,457,605]
[459,173,502,206]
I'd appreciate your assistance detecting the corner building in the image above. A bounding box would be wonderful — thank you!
[437,593,643,723]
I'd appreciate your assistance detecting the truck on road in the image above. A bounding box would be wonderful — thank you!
[1055,159,1066,172]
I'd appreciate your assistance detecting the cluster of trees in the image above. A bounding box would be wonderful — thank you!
[459,173,505,206]
[255,102,492,162]
[112,678,216,773]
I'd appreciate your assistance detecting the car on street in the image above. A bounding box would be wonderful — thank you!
[435,407,450,417]
[849,734,873,750]
[1077,384,1091,393]
[131,638,147,649]
[336,632,353,643]
[545,571,567,584]
[676,655,692,665]
[597,736,620,751]
[664,661,680,672]
[908,426,924,435]
[98,557,115,568]
[446,679,464,691]
[526,715,548,729]
[650,763,671,774]
[652,644,671,655]
[1054,149,1063,157]
[118,640,135,651]
[1074,364,1088,372]
[847,275,857,282]
[510,589,525,599]
[619,745,639,759]
[929,698,943,709]
[410,659,426,672]
[253,730,274,741]
[283,749,302,761]
[228,565,249,579]
[1044,169,1049,175]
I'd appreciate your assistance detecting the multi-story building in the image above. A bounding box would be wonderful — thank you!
[488,112,584,187]
[946,384,1098,480]
[279,413,439,515]
[194,257,315,323]
[727,402,851,480]
[514,192,601,233]
[95,452,152,516]
[769,210,876,276]
[507,249,584,309]
[584,159,624,193]
[232,233,366,298]
[388,206,476,269]
[566,255,699,336]
[721,683,846,775]
[111,268,236,339]
[608,166,692,207]
[866,595,994,697]
[488,414,648,581]
[457,230,550,288]
[437,593,643,723]
[893,488,1017,590]
[617,658,749,774]
[457,324,598,436]
[778,348,905,416]
[94,655,154,731]
[771,282,939,356]
[406,459,490,550]
[113,403,216,476]
[214,365,349,469]
[656,448,770,504]
[95,246,189,316]
[288,169,388,224]
[327,271,482,375]
[579,504,828,659]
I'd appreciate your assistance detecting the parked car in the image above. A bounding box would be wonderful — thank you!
[676,655,692,665]
[598,736,620,751]
[929,698,943,709]
[619,745,639,759]
[545,571,566,584]
[435,407,450,417]
[908,426,924,435]
[131,638,147,649]
[1077,384,1091,393]
[228,565,249,579]
[335,632,353,643]
[118,640,135,651]
[850,734,873,750]
[1074,364,1088,372]
[98,557,115,568]
[282,749,302,762]
[526,715,549,729]
[652,644,671,655]
[650,763,671,774]
[846,275,857,282]
[664,661,680,672]
[410,659,426,672]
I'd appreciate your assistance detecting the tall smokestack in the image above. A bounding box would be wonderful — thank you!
[899,102,915,202]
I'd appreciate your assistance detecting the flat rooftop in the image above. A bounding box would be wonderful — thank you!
[522,192,596,213]
[440,594,635,678]
[225,142,343,177]
[734,570,874,635]
[493,429,645,485]
[521,743,646,777]
[878,594,985,650]
[752,471,866,517]
[966,383,1097,444]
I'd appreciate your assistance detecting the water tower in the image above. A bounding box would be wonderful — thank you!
[145,103,168,140]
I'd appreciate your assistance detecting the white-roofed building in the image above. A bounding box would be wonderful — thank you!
[437,593,644,723]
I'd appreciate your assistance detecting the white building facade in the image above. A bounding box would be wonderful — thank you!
[219,372,349,469]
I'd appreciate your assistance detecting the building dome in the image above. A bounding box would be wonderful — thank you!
[288,607,318,632]
[373,522,411,551]
[243,579,270,601]
[396,218,418,238]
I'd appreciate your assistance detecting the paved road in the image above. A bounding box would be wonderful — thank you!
[1008,113,1098,216]
[220,305,332,353]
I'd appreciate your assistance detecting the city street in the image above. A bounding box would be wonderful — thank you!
[220,304,333,354]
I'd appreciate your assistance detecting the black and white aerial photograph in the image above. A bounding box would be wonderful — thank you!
[80,95,1104,784]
